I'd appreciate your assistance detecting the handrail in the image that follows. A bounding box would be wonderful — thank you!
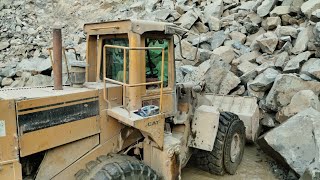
[103,44,165,112]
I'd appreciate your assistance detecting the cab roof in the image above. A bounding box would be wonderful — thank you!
[84,19,184,36]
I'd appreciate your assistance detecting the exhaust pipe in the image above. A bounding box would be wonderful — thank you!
[53,28,63,90]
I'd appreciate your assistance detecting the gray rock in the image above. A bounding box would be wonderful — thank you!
[16,57,52,75]
[256,32,278,54]
[25,74,53,87]
[229,31,246,44]
[300,74,314,81]
[230,85,245,95]
[246,28,266,46]
[232,51,261,65]
[9,72,31,88]
[249,68,279,92]
[207,16,221,31]
[265,17,281,30]
[291,27,311,54]
[194,22,209,33]
[0,66,16,77]
[238,61,259,74]
[300,162,320,180]
[247,84,265,99]
[183,60,213,83]
[240,70,258,84]
[27,28,38,35]
[180,65,195,74]
[257,0,278,17]
[301,0,320,18]
[211,31,227,50]
[1,77,13,86]
[270,6,290,16]
[283,51,311,73]
[261,113,276,127]
[276,90,320,123]
[258,108,320,176]
[289,0,304,13]
[311,9,320,22]
[301,58,320,80]
[0,41,9,50]
[276,26,298,38]
[265,74,320,111]
[275,51,289,69]
[314,22,320,45]
[175,40,199,62]
[205,66,240,94]
[190,32,215,46]
[212,46,235,64]
[255,61,275,74]
[177,10,198,29]
[198,48,213,62]
[204,0,224,20]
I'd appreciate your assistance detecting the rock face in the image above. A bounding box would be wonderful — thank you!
[258,108,320,176]
[265,74,320,111]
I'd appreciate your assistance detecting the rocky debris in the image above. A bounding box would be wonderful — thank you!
[265,74,320,111]
[249,68,279,92]
[1,0,320,175]
[258,108,320,176]
[276,90,320,123]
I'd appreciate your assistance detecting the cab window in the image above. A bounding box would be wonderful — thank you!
[145,38,169,89]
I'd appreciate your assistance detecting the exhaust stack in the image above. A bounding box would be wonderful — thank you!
[53,28,63,90]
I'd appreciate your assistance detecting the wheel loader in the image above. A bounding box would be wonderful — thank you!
[0,20,260,180]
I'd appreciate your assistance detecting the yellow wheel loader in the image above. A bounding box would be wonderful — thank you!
[0,20,260,180]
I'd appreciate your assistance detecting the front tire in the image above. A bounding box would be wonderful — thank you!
[192,112,245,175]
[75,154,159,180]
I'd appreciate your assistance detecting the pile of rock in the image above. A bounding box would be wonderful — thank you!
[0,0,320,178]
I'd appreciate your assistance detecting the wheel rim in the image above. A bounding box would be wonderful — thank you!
[230,133,241,163]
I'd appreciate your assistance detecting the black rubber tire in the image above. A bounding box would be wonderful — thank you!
[192,112,245,175]
[75,154,160,180]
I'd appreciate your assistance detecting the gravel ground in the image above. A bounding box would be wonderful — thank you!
[182,144,297,180]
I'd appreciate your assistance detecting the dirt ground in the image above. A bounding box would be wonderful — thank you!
[182,144,279,180]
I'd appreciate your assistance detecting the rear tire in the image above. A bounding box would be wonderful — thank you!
[192,112,245,175]
[75,154,159,180]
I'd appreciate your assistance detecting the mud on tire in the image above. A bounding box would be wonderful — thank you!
[75,154,160,180]
[192,112,245,175]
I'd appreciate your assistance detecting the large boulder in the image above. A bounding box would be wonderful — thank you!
[276,90,320,123]
[212,46,235,64]
[16,57,52,75]
[211,30,227,50]
[265,74,320,111]
[258,108,320,176]
[249,68,279,92]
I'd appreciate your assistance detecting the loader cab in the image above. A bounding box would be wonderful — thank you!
[84,20,177,116]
